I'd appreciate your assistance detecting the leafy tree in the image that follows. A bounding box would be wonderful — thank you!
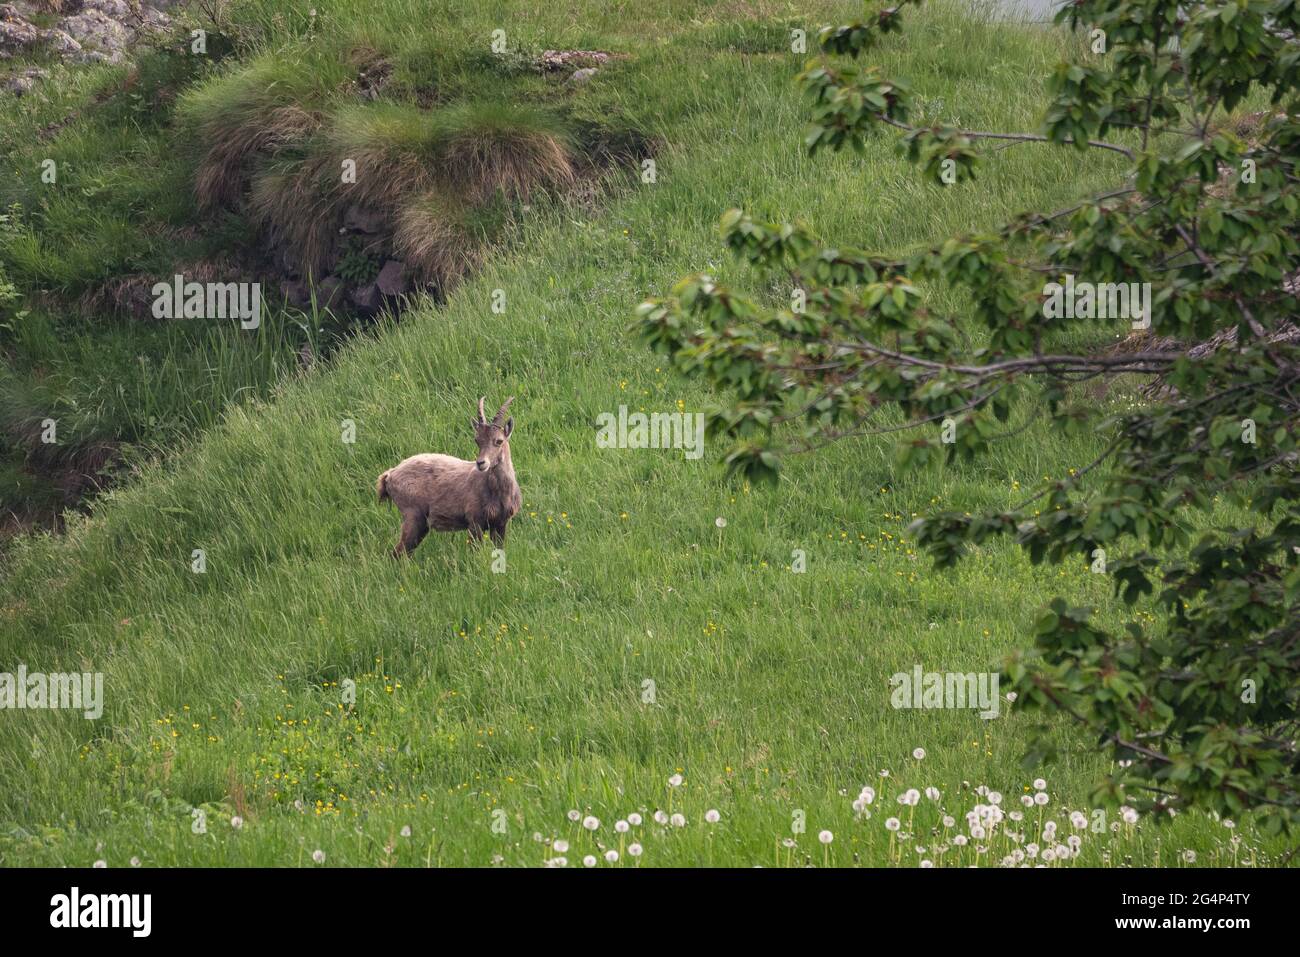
[637,0,1300,837]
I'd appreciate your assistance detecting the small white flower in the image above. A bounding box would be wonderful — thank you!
[920,859,933,868]
[925,787,941,801]
[1032,778,1047,791]
[231,816,244,830]
[818,830,833,844]
[912,748,926,760]
[1026,842,1039,858]
[1020,794,1034,807]
[628,813,643,826]
[553,839,569,853]
[987,791,1002,806]
[605,850,619,863]
[615,820,630,833]
[628,843,643,857]
[129,857,141,867]
[942,815,955,828]
[654,810,669,825]
[1006,691,1017,702]
[859,786,876,804]
[567,809,581,822]
[400,825,412,838]
[582,816,600,831]
[705,809,721,824]
[670,813,686,827]
[1182,849,1196,863]
[1033,791,1049,806]
[952,835,968,846]
[583,855,597,868]
[1042,848,1056,863]
[1122,807,1139,824]
[885,817,901,832]
[1070,811,1087,829]
[312,849,326,864]
[93,860,106,869]
[668,774,683,787]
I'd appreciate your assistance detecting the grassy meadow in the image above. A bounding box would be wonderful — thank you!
[0,0,1281,866]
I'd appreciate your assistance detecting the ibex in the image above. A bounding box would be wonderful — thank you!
[376,396,521,556]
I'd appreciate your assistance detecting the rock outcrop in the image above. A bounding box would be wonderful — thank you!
[1,0,173,93]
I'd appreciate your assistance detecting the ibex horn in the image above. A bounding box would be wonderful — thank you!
[477,396,488,424]
[492,396,515,426]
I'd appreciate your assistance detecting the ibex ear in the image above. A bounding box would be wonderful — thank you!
[470,417,480,433]
[503,417,514,438]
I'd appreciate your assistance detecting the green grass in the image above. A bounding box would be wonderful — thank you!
[0,0,645,528]
[0,0,1282,867]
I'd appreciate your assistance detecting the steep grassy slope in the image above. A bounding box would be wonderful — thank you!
[0,0,644,534]
[0,1,1278,866]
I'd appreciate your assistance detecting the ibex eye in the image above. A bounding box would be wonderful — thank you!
[495,439,504,446]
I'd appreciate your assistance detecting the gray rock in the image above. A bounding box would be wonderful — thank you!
[343,205,386,234]
[350,283,381,312]
[83,0,133,17]
[2,65,45,96]
[0,5,40,58]
[3,74,34,94]
[376,260,409,297]
[279,279,310,309]
[315,276,345,310]
[40,29,82,58]
[538,49,612,72]
[61,10,130,61]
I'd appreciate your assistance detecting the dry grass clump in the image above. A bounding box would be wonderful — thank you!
[178,47,622,294]
[392,192,484,287]
[240,99,580,286]
[432,102,577,204]
[193,104,322,211]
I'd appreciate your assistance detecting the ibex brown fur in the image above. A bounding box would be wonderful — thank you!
[377,396,521,556]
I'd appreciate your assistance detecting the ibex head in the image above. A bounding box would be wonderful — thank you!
[470,395,515,472]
